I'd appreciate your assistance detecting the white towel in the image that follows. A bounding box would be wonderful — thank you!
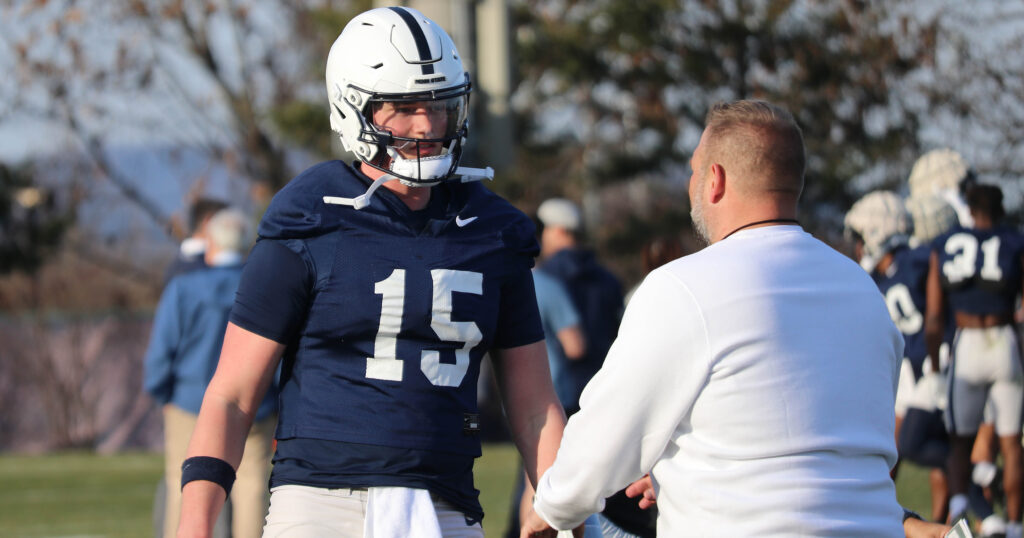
[364,486,442,538]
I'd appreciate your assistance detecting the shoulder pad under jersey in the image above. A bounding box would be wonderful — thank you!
[258,161,365,240]
[456,182,539,258]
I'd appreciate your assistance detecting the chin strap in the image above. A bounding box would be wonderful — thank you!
[323,173,395,210]
[322,167,494,210]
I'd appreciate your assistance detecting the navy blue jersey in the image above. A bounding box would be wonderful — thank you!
[229,160,543,519]
[933,225,1024,315]
[873,245,931,377]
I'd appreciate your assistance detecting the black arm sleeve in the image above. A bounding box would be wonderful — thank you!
[230,239,314,344]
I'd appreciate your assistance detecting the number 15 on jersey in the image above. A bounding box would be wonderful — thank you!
[366,268,484,388]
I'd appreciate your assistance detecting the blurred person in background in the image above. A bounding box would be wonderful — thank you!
[164,198,228,285]
[907,148,976,229]
[144,208,279,538]
[536,198,654,537]
[625,235,686,304]
[898,194,962,526]
[908,150,1009,534]
[535,197,623,418]
[845,192,988,531]
[843,191,927,447]
[926,183,1024,536]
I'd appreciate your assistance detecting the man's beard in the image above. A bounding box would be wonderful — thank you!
[690,179,711,245]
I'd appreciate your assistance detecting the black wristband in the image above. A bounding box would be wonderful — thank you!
[181,456,236,496]
[902,507,923,523]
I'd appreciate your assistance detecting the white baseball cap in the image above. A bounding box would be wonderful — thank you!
[537,198,582,231]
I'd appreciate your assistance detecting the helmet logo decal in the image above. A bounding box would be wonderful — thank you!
[389,7,435,75]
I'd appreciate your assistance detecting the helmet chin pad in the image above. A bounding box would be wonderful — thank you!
[386,148,454,187]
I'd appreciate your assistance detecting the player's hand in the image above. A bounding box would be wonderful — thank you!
[625,474,657,510]
[519,508,584,538]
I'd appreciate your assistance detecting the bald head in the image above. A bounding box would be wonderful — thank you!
[702,100,805,199]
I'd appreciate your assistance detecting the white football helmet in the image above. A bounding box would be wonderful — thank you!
[907,148,976,227]
[905,195,957,246]
[844,190,911,272]
[325,7,482,189]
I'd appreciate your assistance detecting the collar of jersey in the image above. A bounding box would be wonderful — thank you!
[351,164,468,237]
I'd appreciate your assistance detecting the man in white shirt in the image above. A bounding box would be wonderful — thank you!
[521,100,909,536]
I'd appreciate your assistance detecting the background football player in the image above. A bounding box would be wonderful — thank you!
[844,191,923,437]
[908,148,977,229]
[175,7,569,537]
[926,183,1024,537]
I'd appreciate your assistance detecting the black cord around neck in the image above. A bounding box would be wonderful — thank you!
[720,218,800,241]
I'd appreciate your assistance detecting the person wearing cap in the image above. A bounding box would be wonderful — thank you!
[536,198,624,417]
[536,198,653,536]
[144,208,279,538]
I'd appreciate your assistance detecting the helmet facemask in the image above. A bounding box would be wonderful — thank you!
[354,86,470,187]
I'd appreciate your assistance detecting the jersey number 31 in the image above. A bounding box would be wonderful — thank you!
[942,234,1003,284]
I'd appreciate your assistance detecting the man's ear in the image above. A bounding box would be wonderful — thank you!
[708,163,727,204]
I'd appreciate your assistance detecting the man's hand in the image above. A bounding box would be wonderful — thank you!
[625,475,657,510]
[519,508,584,538]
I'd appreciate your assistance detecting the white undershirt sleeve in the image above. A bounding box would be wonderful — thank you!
[533,269,713,530]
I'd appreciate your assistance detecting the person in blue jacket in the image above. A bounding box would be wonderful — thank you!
[145,208,279,538]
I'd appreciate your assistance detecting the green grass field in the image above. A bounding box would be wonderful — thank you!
[0,445,931,536]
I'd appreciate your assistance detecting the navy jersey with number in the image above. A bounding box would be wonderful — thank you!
[872,245,932,378]
[933,225,1024,315]
[229,160,543,520]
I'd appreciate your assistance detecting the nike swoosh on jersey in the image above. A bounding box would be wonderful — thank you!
[455,215,478,227]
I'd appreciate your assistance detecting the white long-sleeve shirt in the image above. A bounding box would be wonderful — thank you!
[534,226,905,536]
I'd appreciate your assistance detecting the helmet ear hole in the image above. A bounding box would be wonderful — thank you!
[346,90,362,107]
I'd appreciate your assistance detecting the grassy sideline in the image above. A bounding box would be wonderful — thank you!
[0,445,931,536]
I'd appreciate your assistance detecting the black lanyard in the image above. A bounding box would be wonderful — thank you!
[720,218,800,241]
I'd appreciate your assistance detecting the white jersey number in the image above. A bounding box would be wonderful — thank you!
[885,283,923,334]
[942,233,1003,284]
[366,268,483,387]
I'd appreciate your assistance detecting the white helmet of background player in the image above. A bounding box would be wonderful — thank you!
[905,195,958,247]
[907,148,976,227]
[325,7,473,187]
[844,190,911,273]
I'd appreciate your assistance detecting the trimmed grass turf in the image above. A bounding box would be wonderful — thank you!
[0,451,163,537]
[0,445,932,536]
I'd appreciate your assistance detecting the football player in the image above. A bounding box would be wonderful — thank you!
[844,192,932,449]
[908,148,977,228]
[175,7,567,537]
[847,191,1009,535]
[926,183,1024,537]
